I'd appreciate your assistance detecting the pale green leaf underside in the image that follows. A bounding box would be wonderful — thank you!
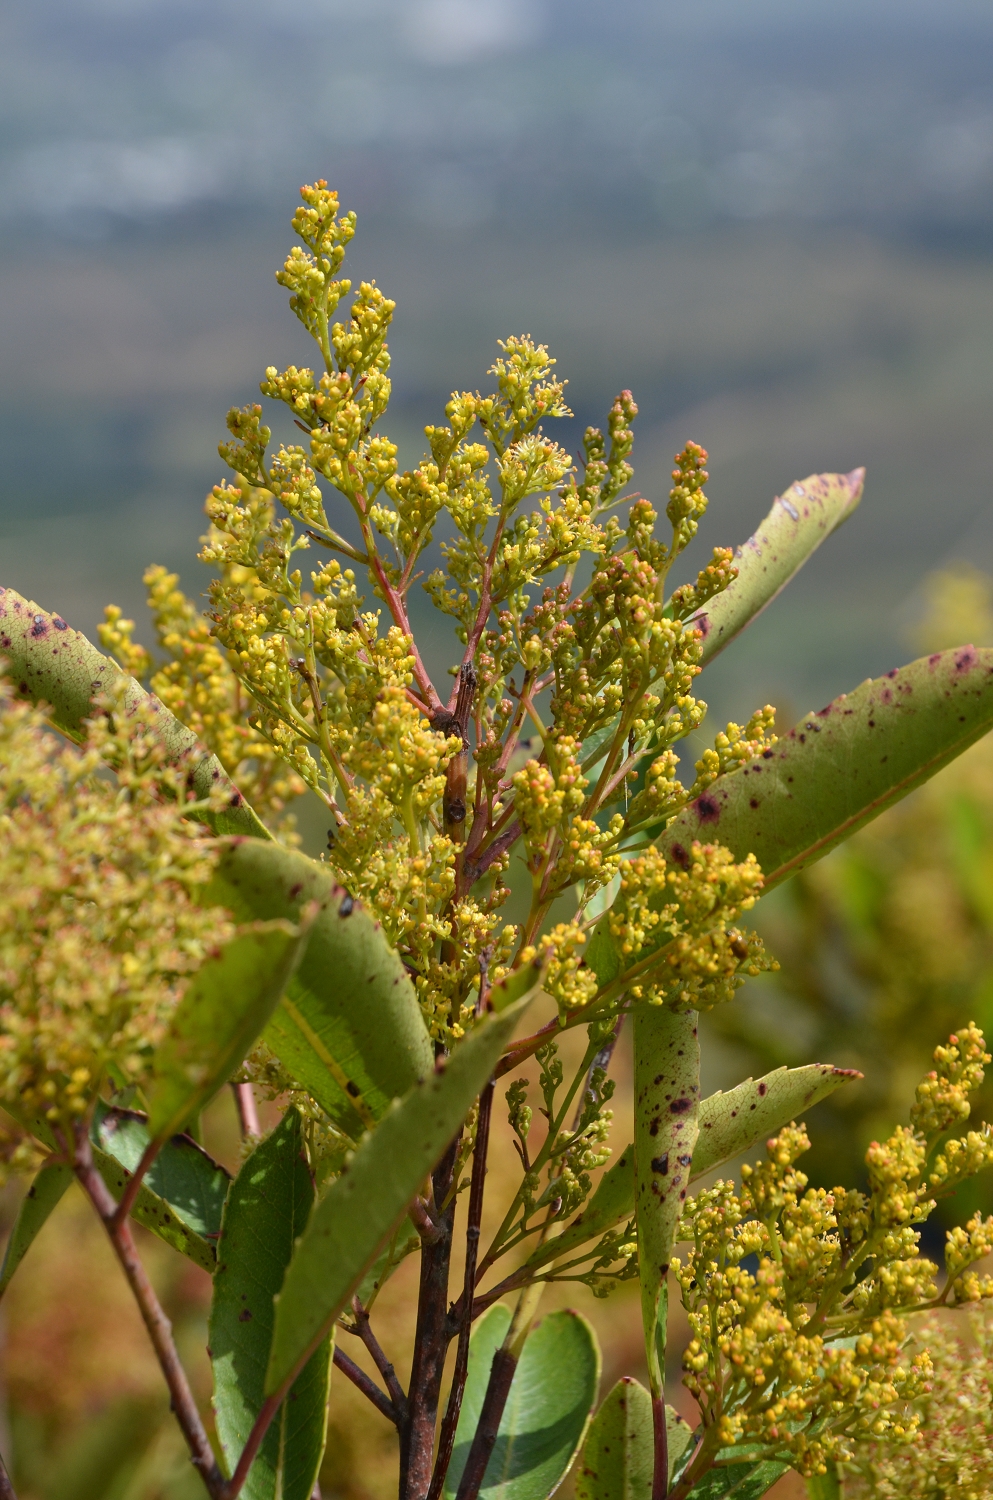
[148,920,307,1142]
[681,1459,788,1499]
[0,587,270,840]
[444,1303,601,1500]
[266,994,535,1396]
[659,646,993,890]
[693,470,863,666]
[575,1379,692,1500]
[525,1062,859,1275]
[205,839,434,1140]
[94,1104,230,1271]
[210,1108,330,1500]
[0,1161,73,1296]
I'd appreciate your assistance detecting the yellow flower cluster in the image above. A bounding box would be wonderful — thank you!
[674,1027,993,1479]
[847,1306,993,1499]
[101,564,306,835]
[607,841,770,1009]
[0,682,229,1145]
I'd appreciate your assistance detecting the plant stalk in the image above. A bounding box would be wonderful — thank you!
[72,1123,224,1497]
[401,1136,461,1500]
[427,1081,494,1500]
[452,1280,544,1500]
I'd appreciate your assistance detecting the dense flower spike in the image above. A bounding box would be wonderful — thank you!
[0,681,229,1146]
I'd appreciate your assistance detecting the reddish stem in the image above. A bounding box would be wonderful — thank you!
[332,1346,396,1424]
[72,1124,224,1496]
[232,1082,261,1138]
[427,1081,495,1500]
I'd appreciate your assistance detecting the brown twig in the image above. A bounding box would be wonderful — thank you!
[0,1452,17,1500]
[109,1137,160,1230]
[351,1297,407,1421]
[332,1345,396,1424]
[231,1081,260,1139]
[427,1081,494,1500]
[401,1137,460,1500]
[222,1390,284,1499]
[652,1393,670,1500]
[72,1123,224,1496]
[452,1347,517,1500]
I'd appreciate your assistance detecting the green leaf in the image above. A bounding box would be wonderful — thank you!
[266,992,538,1397]
[683,1460,788,1499]
[205,839,434,1140]
[575,1379,692,1500]
[660,647,993,891]
[443,1302,601,1500]
[634,1006,700,1402]
[693,470,864,666]
[92,1103,230,1272]
[0,587,271,840]
[525,1063,860,1275]
[210,1108,331,1500]
[0,1160,72,1296]
[806,1464,842,1500]
[148,920,308,1143]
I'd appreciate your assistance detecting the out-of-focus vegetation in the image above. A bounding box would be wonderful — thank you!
[709,568,993,1228]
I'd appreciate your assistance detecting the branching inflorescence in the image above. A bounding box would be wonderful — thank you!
[1,180,992,1500]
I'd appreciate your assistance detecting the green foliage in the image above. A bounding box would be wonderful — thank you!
[210,1108,330,1500]
[659,646,993,889]
[148,921,310,1141]
[0,1160,72,1294]
[92,1104,231,1271]
[575,1379,692,1499]
[206,837,434,1138]
[694,471,863,667]
[266,991,539,1396]
[2,184,993,1500]
[444,1303,600,1500]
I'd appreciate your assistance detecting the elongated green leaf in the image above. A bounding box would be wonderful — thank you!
[660,647,993,890]
[148,920,308,1142]
[92,1104,230,1271]
[0,1161,73,1295]
[444,1303,601,1500]
[266,992,538,1396]
[526,1063,860,1274]
[635,1006,700,1405]
[0,587,271,840]
[692,470,864,666]
[205,840,434,1139]
[683,1460,788,1499]
[575,1379,692,1500]
[210,1108,330,1500]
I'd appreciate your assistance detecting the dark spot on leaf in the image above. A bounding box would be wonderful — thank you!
[289,883,303,899]
[53,616,68,631]
[651,1154,669,1174]
[677,1153,692,1166]
[762,748,774,759]
[345,1081,361,1097]
[670,842,689,870]
[228,792,242,807]
[30,615,47,637]
[758,1082,767,1095]
[749,798,759,809]
[649,1115,661,1136]
[695,794,720,823]
[339,893,354,917]
[239,1308,253,1321]
[670,1097,692,1114]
